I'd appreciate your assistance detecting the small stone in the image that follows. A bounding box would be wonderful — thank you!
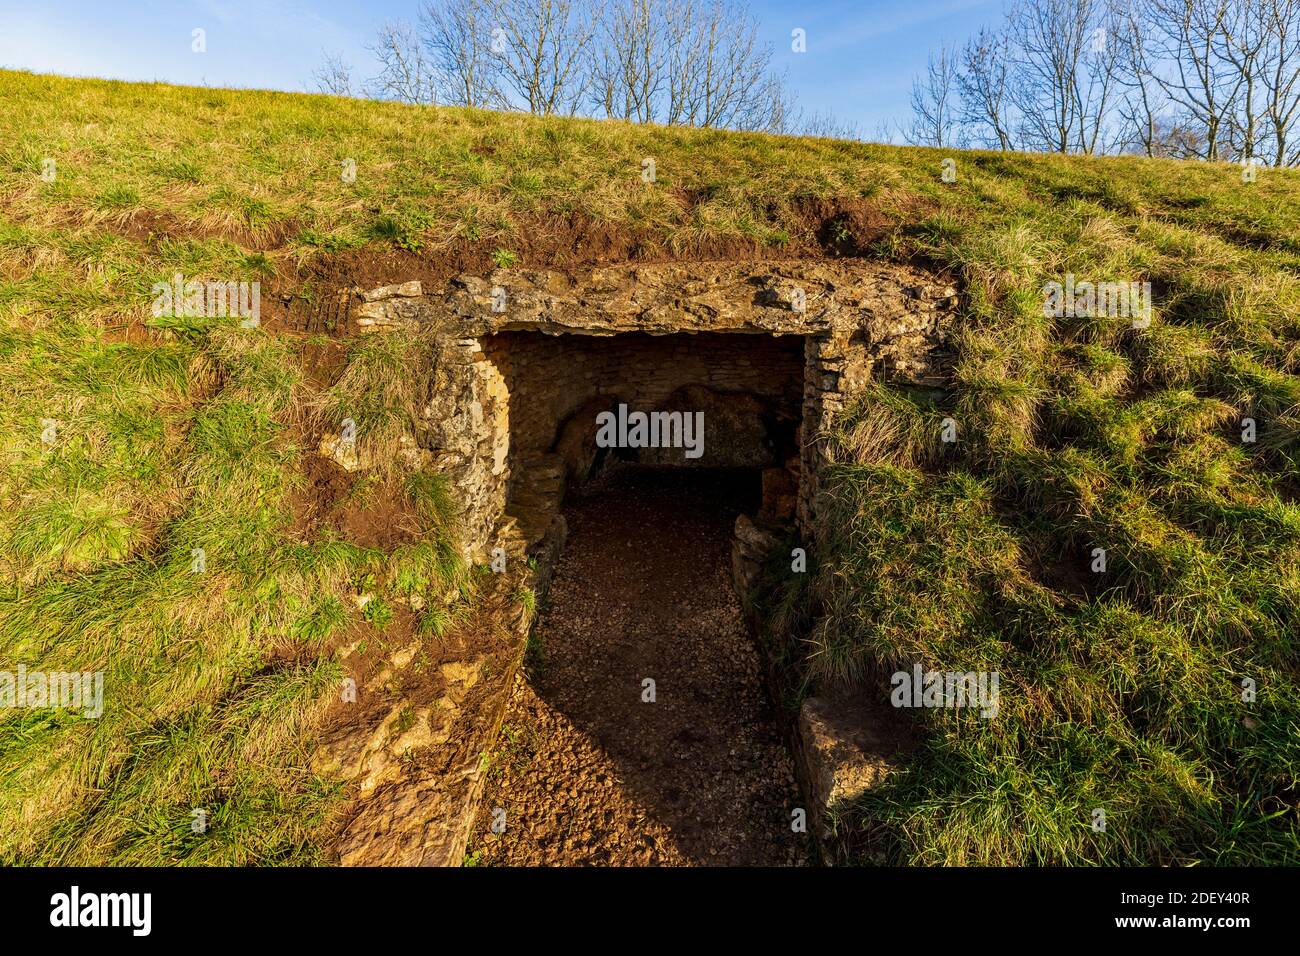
[361,280,423,302]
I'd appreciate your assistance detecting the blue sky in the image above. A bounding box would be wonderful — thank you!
[0,0,1003,136]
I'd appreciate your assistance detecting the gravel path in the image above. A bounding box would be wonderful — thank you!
[473,467,810,866]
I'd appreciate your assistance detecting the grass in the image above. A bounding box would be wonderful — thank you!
[0,317,468,864]
[1,68,1298,865]
[813,165,1300,864]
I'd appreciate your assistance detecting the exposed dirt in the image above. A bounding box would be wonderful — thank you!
[293,198,921,301]
[287,452,426,552]
[64,206,302,252]
[472,466,811,866]
[85,196,933,340]
[295,338,351,388]
[803,196,903,257]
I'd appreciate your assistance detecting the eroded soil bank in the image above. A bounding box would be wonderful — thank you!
[471,466,811,866]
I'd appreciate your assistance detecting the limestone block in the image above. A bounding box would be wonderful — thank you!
[361,280,423,302]
[797,693,900,842]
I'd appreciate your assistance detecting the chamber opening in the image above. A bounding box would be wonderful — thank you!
[479,329,809,550]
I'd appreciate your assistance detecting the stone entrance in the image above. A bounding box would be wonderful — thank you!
[410,261,957,567]
[479,330,807,557]
[325,259,957,864]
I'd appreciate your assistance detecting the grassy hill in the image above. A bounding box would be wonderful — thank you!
[1,68,1297,865]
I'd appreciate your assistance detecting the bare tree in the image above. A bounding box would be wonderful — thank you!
[959,28,1016,149]
[312,51,355,96]
[421,0,506,108]
[1115,1,1170,155]
[901,0,1300,163]
[1218,0,1271,160]
[589,0,667,122]
[1006,0,1125,154]
[1152,115,1214,154]
[750,70,796,133]
[368,19,438,103]
[797,109,865,141]
[488,0,601,115]
[905,43,966,147]
[664,0,703,125]
[1145,0,1238,160]
[312,0,791,133]
[664,0,782,130]
[1261,0,1300,164]
[1078,1,1129,153]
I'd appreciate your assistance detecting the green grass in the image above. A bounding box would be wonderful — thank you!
[0,319,468,864]
[813,162,1300,864]
[1,68,1298,865]
[0,72,475,859]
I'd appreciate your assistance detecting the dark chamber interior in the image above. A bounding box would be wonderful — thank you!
[482,330,807,523]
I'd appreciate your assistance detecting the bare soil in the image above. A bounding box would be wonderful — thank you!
[294,197,916,301]
[473,466,812,866]
[99,197,929,340]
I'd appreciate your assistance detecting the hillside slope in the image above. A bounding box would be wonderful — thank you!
[1,69,1298,864]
